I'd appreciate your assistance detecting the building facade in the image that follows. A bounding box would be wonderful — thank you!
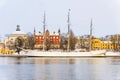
[0,42,4,49]
[4,25,27,49]
[77,37,120,51]
[91,38,114,50]
[34,29,61,49]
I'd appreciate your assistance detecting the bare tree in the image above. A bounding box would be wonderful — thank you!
[44,30,51,51]
[69,30,77,50]
[26,32,35,49]
[15,36,24,48]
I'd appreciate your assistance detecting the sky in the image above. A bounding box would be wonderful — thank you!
[0,0,120,39]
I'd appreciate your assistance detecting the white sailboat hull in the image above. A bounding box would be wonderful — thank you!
[25,50,106,57]
[105,52,120,56]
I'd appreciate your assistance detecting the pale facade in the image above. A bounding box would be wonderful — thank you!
[4,25,27,49]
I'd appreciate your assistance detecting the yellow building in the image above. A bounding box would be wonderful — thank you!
[0,42,4,48]
[91,38,114,50]
[91,38,101,50]
[0,47,15,54]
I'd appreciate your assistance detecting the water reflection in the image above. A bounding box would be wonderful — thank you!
[0,57,120,80]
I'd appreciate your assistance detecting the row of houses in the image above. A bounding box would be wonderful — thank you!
[0,25,61,50]
[77,36,120,51]
[92,38,120,50]
[0,25,120,51]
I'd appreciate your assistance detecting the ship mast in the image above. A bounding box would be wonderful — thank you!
[67,9,70,52]
[43,11,46,51]
[89,19,92,51]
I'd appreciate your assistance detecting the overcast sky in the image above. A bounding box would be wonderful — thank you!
[0,0,120,39]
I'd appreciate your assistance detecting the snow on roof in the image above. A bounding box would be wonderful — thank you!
[36,32,43,35]
[50,32,59,36]
[35,32,59,36]
[103,41,112,43]
[11,31,26,35]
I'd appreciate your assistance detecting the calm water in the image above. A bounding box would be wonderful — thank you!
[0,57,120,80]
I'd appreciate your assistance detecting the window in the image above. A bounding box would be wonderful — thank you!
[56,37,58,39]
[36,37,38,39]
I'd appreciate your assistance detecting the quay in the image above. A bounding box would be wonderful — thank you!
[0,50,120,57]
[0,50,106,57]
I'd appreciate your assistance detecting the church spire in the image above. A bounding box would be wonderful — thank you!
[58,28,61,35]
[34,27,36,36]
[34,27,36,33]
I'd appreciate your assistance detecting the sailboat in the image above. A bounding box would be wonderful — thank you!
[21,11,105,57]
[73,19,106,56]
[105,51,120,56]
[26,10,106,57]
[5,10,106,57]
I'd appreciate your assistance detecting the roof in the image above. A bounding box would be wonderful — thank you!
[103,41,112,43]
[35,32,59,36]
[50,32,59,36]
[11,31,26,35]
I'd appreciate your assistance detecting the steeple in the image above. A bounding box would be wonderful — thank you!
[58,28,60,35]
[34,27,36,35]
[34,27,36,33]
[16,25,20,31]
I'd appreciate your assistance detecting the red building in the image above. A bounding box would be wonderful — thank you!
[34,29,61,49]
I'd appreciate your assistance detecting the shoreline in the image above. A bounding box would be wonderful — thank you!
[0,54,120,57]
[0,50,120,57]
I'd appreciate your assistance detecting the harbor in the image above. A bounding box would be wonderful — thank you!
[0,57,120,80]
[0,11,120,57]
[0,0,120,80]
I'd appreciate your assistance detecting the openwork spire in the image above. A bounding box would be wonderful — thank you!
[34,27,36,33]
[58,28,60,33]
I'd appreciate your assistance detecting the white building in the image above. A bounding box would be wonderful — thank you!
[4,25,27,49]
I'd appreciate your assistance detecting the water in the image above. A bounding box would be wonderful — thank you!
[0,57,120,80]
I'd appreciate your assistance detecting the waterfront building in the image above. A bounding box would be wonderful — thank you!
[34,29,61,49]
[0,42,4,48]
[110,34,120,51]
[76,37,120,51]
[91,38,114,50]
[4,25,27,49]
